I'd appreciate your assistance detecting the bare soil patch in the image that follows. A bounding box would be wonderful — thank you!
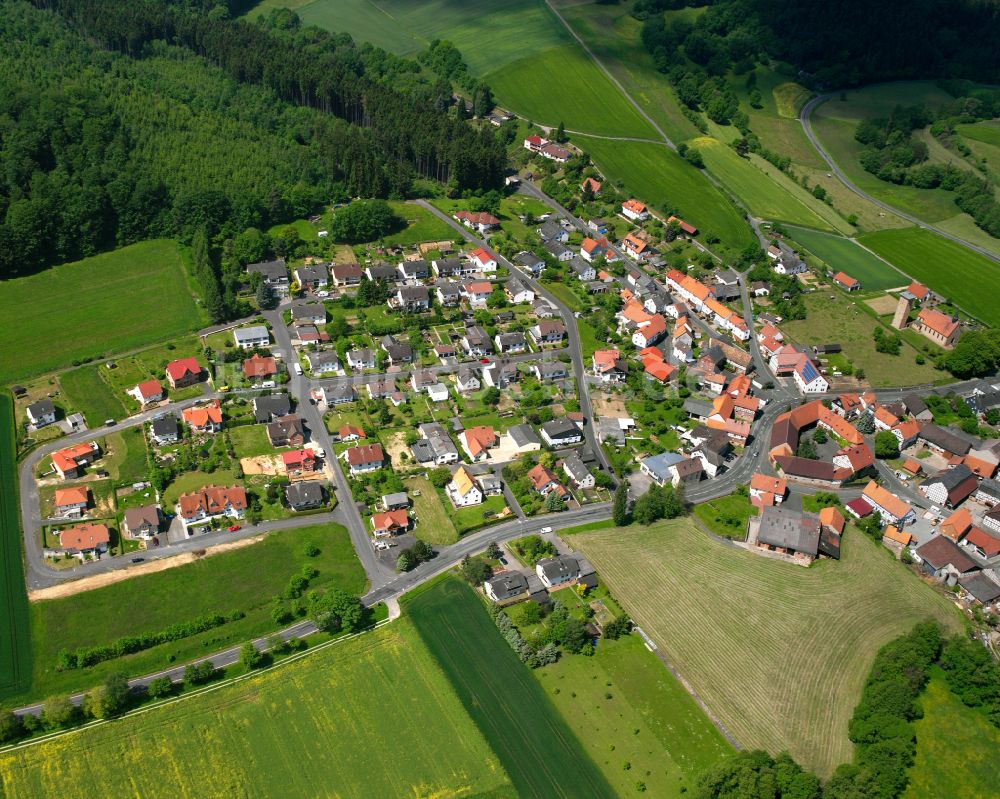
[865,295,899,315]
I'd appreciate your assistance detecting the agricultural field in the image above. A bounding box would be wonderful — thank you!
[22,524,366,701]
[554,0,703,143]
[0,621,516,799]
[0,396,31,699]
[534,632,732,797]
[781,292,941,387]
[783,225,907,290]
[693,138,839,231]
[0,240,203,385]
[405,576,614,796]
[859,227,1000,326]
[904,674,1000,799]
[57,366,127,427]
[486,44,656,137]
[574,519,961,777]
[574,135,754,251]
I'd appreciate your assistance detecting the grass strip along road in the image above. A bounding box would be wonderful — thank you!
[405,575,615,797]
[0,395,31,699]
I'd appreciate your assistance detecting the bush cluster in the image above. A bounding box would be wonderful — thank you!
[56,610,245,670]
[488,604,559,669]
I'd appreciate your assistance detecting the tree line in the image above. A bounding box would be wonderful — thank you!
[634,0,1000,89]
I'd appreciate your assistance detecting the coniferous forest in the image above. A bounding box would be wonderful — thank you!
[0,0,505,281]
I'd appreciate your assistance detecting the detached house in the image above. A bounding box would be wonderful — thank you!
[294,263,329,290]
[267,414,305,447]
[343,443,385,474]
[832,272,860,292]
[247,259,289,297]
[129,380,164,407]
[468,248,498,273]
[447,465,484,507]
[398,260,430,283]
[233,325,270,350]
[56,523,110,560]
[460,426,497,462]
[621,199,648,222]
[54,487,90,518]
[527,463,566,498]
[592,349,626,382]
[540,419,582,447]
[463,281,494,308]
[281,448,318,477]
[495,332,527,354]
[436,282,462,306]
[243,354,278,382]
[454,210,500,234]
[529,320,566,346]
[26,399,57,428]
[182,400,223,434]
[505,277,534,304]
[331,263,363,287]
[291,304,327,326]
[165,358,203,389]
[122,505,162,540]
[347,348,376,371]
[393,286,430,312]
[462,326,493,357]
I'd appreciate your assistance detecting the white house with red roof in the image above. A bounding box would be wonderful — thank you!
[621,200,648,222]
[833,272,860,292]
[164,358,202,389]
[454,210,500,234]
[523,135,547,151]
[468,247,497,273]
[128,379,164,407]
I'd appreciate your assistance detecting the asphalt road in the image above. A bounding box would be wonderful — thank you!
[800,94,1000,267]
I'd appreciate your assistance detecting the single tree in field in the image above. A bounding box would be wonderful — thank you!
[486,541,502,560]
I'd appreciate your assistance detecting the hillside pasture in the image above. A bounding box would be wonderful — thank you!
[574,519,960,777]
[783,225,907,290]
[406,576,615,797]
[859,227,1000,326]
[486,44,657,137]
[0,621,515,799]
[0,240,202,385]
[574,135,754,250]
[693,138,839,230]
[24,524,366,701]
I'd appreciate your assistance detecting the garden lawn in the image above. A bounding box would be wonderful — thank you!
[859,227,1000,327]
[693,494,752,540]
[534,633,732,797]
[784,225,907,290]
[0,620,515,799]
[574,519,961,778]
[405,576,614,797]
[402,476,458,545]
[229,424,275,459]
[448,494,509,535]
[573,135,754,251]
[0,396,31,699]
[58,366,127,427]
[22,523,365,702]
[693,138,838,231]
[781,292,940,387]
[0,240,202,385]
[903,672,1000,799]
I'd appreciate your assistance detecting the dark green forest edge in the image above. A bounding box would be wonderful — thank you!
[695,623,1000,799]
[1,0,505,320]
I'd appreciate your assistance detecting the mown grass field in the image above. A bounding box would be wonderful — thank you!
[784,225,907,290]
[22,524,366,701]
[534,632,732,797]
[406,576,615,796]
[693,137,837,230]
[0,395,31,699]
[0,240,203,385]
[859,227,1000,326]
[904,673,1000,799]
[383,200,456,246]
[781,292,941,387]
[574,519,961,778]
[574,135,754,251]
[0,621,516,799]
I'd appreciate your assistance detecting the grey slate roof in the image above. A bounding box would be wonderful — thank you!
[253,394,291,423]
[286,481,324,509]
[756,506,821,556]
[537,556,580,585]
[507,423,541,448]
